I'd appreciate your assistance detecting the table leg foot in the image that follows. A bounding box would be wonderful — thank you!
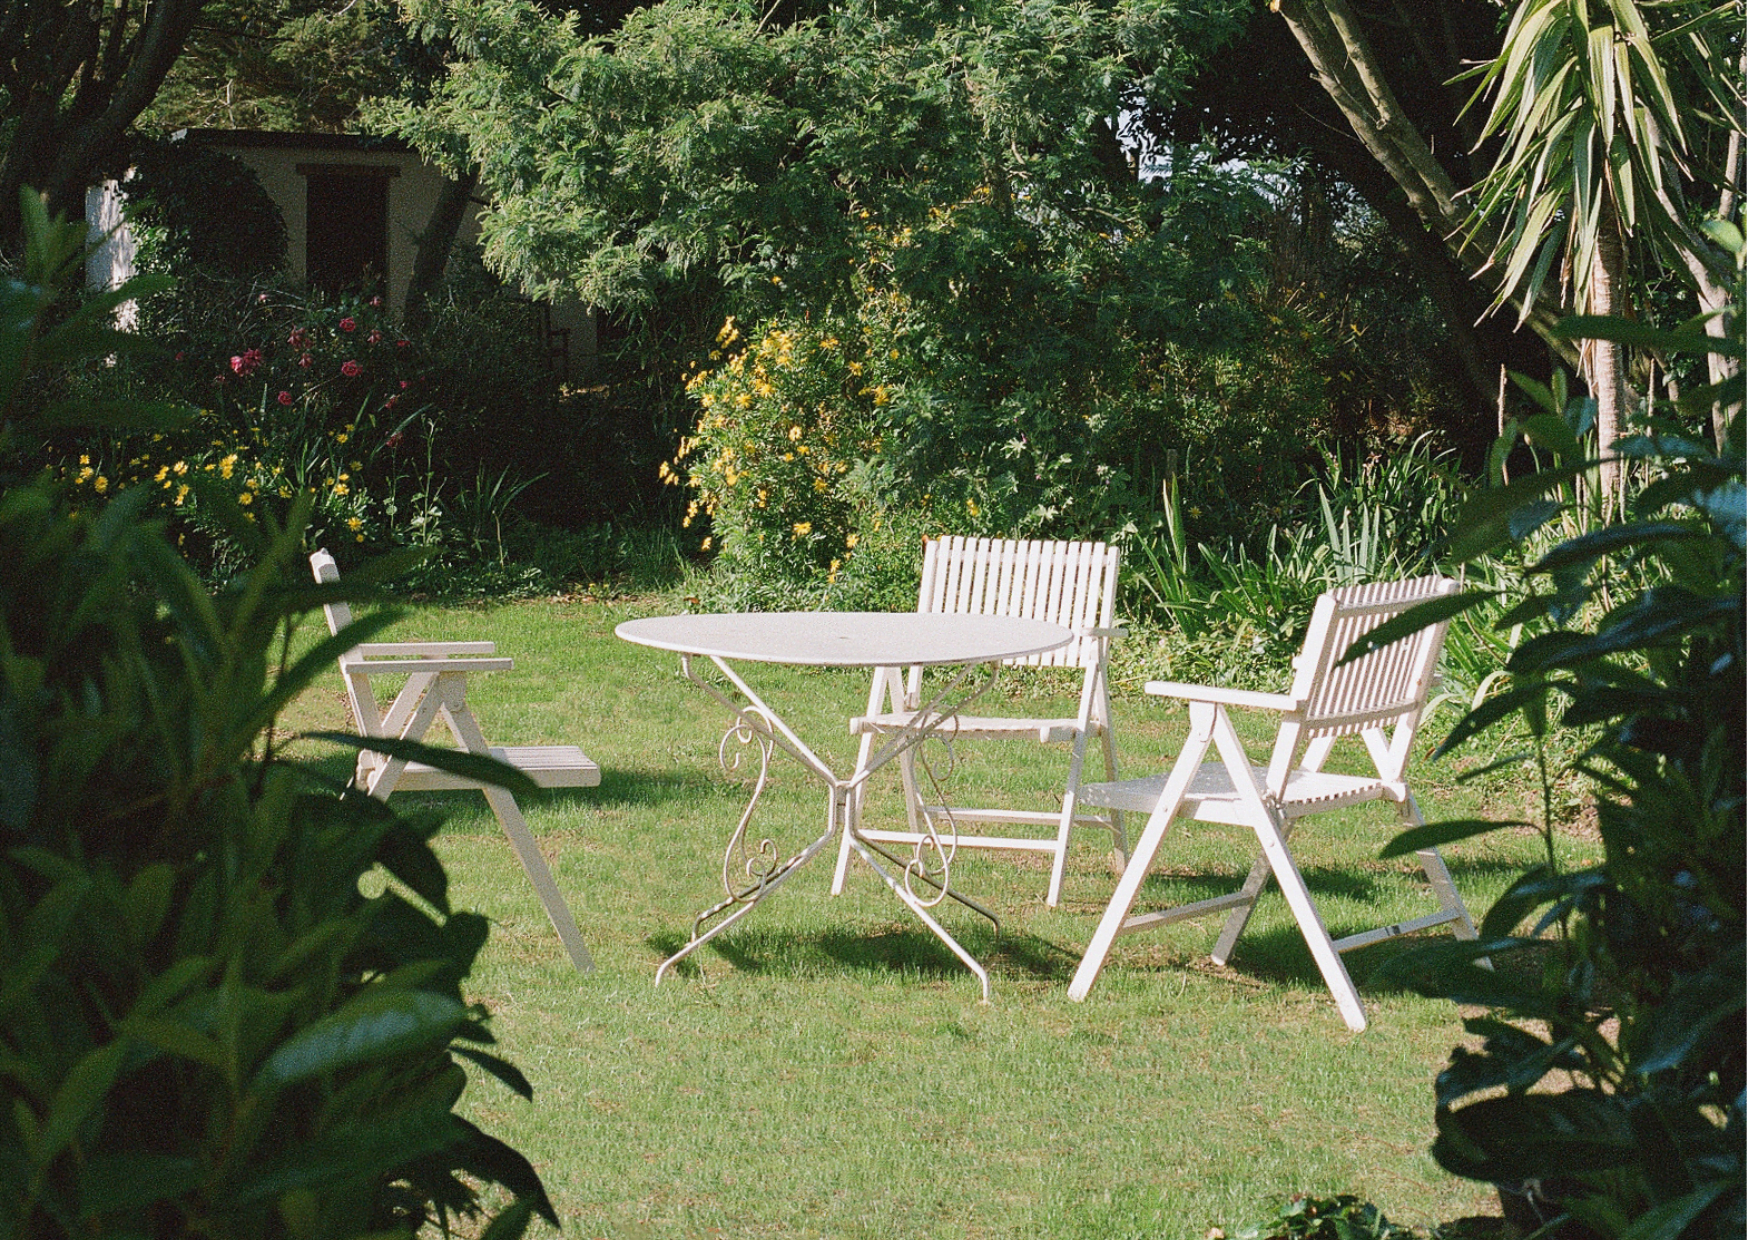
[849,836,993,1001]
[655,827,836,986]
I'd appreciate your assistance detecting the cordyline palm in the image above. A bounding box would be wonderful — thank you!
[1460,0,1736,505]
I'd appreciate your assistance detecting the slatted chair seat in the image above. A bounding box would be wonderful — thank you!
[1067,575,1479,1031]
[834,535,1128,907]
[311,549,597,971]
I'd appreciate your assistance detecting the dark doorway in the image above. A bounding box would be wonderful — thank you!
[302,166,393,295]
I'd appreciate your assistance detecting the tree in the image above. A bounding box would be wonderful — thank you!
[0,0,207,245]
[1460,0,1744,480]
[1268,0,1743,454]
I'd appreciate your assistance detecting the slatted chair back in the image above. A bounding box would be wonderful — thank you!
[1265,575,1459,795]
[916,536,1119,672]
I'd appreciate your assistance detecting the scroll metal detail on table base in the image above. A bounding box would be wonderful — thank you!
[653,652,1006,997]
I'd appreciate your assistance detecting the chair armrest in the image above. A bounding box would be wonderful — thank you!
[1144,680,1299,711]
[352,641,497,658]
[339,655,513,675]
[1074,626,1127,640]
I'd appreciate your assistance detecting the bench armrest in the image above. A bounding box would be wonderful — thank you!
[339,655,513,675]
[352,641,498,658]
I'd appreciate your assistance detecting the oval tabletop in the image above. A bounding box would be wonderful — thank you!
[616,612,1071,668]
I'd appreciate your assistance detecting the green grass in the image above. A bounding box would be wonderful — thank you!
[284,596,1597,1240]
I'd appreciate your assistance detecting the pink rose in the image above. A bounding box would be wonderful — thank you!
[299,352,313,369]
[370,295,383,308]
[367,329,383,345]
[230,348,263,376]
[339,317,356,332]
[399,379,411,389]
[277,390,295,406]
[341,359,361,377]
[382,395,399,411]
[287,327,309,349]
[385,430,404,449]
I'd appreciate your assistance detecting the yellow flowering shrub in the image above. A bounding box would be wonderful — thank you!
[676,317,900,603]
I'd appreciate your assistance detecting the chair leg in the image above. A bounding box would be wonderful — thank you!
[1400,794,1478,941]
[1068,704,1215,1002]
[1247,810,1367,1032]
[1046,727,1092,908]
[1209,853,1273,967]
[482,786,595,973]
[442,695,593,973]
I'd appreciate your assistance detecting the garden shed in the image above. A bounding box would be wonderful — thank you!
[87,128,594,373]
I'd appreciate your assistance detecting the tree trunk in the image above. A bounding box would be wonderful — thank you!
[1274,0,1577,364]
[0,0,206,249]
[402,165,480,332]
[1588,199,1627,512]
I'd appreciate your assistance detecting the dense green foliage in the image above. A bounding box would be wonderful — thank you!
[1361,294,1745,1239]
[57,248,669,592]
[0,195,552,1239]
[123,139,289,279]
[383,0,1496,601]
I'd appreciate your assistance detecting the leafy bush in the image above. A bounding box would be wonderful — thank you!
[1,194,553,1239]
[122,138,289,279]
[1234,1194,1415,1240]
[1369,298,1745,1239]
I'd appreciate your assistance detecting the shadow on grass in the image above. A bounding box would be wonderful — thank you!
[645,920,1081,985]
[1113,861,1500,997]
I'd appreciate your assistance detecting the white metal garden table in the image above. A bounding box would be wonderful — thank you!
[615,611,1073,999]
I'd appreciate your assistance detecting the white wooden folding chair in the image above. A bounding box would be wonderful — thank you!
[1067,575,1478,1030]
[310,549,599,971]
[834,536,1127,907]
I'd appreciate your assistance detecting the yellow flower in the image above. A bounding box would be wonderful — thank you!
[845,532,859,548]
[792,521,811,537]
[154,466,168,482]
[347,517,362,530]
[79,455,89,466]
[787,425,803,442]
[335,433,349,444]
[700,536,713,552]
[174,484,190,505]
[237,490,252,505]
[173,460,189,476]
[219,453,238,480]
[813,478,827,492]
[93,476,108,493]
[333,483,349,495]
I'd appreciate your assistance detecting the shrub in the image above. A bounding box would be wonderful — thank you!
[1,192,554,1239]
[122,138,289,279]
[1369,297,1745,1239]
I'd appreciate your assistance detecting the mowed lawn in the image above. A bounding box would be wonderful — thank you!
[283,594,1590,1240]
